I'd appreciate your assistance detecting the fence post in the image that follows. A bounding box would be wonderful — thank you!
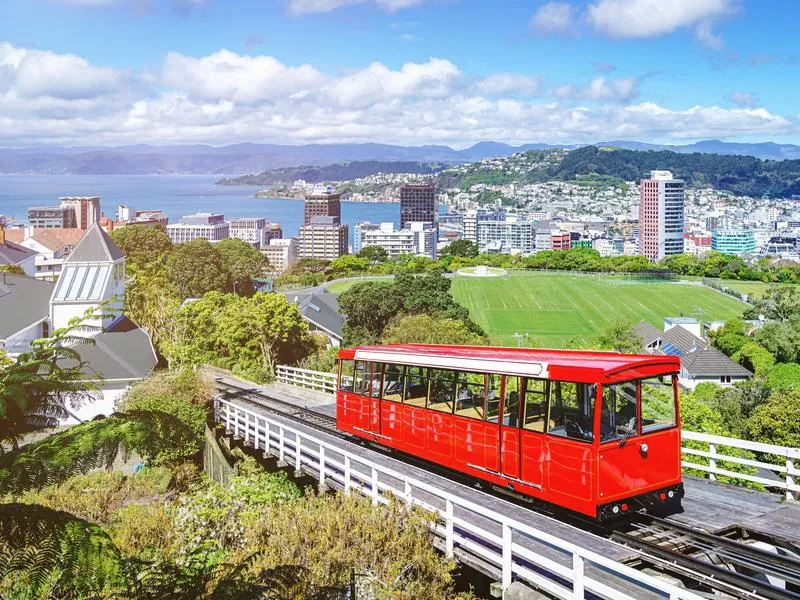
[294,434,302,478]
[263,421,271,458]
[501,522,512,590]
[572,553,585,599]
[253,417,259,451]
[243,412,250,445]
[344,455,351,495]
[445,499,454,558]
[709,443,717,481]
[788,457,796,502]
[278,427,286,466]
[318,446,327,491]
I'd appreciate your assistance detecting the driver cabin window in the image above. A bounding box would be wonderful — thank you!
[548,381,595,443]
[600,381,638,442]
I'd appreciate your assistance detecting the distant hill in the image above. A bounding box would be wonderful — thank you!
[216,160,448,186]
[444,145,800,198]
[1,139,799,175]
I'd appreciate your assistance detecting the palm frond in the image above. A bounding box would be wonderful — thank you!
[0,410,197,496]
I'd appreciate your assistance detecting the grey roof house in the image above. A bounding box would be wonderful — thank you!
[285,291,344,348]
[635,318,751,390]
[0,225,37,277]
[0,224,157,425]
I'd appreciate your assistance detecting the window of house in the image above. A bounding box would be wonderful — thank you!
[548,381,595,442]
[338,360,354,392]
[522,379,548,433]
[382,363,404,402]
[455,372,486,420]
[641,376,677,434]
[428,369,456,413]
[600,381,638,442]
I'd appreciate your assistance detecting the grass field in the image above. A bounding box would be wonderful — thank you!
[325,277,392,294]
[449,272,748,348]
[717,280,796,300]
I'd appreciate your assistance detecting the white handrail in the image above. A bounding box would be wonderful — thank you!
[274,364,800,501]
[215,396,704,600]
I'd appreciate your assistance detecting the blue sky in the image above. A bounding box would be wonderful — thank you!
[0,0,798,147]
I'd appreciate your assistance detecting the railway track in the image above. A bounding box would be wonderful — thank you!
[214,379,800,600]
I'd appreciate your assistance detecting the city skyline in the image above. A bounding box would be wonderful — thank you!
[0,1,798,148]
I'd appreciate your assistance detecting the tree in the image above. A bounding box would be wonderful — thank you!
[748,285,800,322]
[110,225,172,268]
[166,239,230,299]
[357,245,389,265]
[710,318,750,357]
[440,239,478,258]
[329,254,369,276]
[165,292,314,380]
[596,320,643,353]
[732,342,775,376]
[288,258,330,275]
[766,362,800,392]
[0,264,25,276]
[382,314,488,345]
[339,281,403,346]
[216,238,270,296]
[753,321,800,363]
[747,390,800,448]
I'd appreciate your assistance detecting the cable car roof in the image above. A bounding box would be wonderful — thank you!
[344,344,680,382]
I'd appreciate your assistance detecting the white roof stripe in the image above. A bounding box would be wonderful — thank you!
[354,349,549,378]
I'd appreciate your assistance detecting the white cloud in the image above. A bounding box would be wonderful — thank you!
[474,74,542,96]
[286,0,422,16]
[0,43,795,148]
[587,0,733,48]
[531,2,576,34]
[162,50,325,104]
[0,43,120,100]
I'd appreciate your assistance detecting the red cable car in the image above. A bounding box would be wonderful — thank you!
[336,344,684,520]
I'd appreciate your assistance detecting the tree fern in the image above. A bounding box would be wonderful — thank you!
[0,410,196,496]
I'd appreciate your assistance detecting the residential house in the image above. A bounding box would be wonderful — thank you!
[284,291,344,348]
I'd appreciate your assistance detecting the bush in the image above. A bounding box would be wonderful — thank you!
[119,370,213,463]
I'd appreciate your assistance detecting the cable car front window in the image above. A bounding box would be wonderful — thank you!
[641,376,677,433]
[338,360,354,392]
[600,381,638,442]
[547,381,595,443]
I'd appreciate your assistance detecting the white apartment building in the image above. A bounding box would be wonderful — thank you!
[354,222,437,259]
[474,215,535,255]
[262,238,298,275]
[167,212,229,244]
[298,217,348,260]
[229,218,267,247]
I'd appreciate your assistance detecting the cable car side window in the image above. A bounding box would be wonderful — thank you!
[404,366,428,407]
[382,363,404,402]
[428,368,456,414]
[501,376,521,427]
[600,381,638,442]
[455,371,486,420]
[641,376,677,433]
[370,362,383,399]
[548,381,595,443]
[338,360,355,392]
[522,378,547,433]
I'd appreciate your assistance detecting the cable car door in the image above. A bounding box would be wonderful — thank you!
[367,362,382,434]
[499,376,522,479]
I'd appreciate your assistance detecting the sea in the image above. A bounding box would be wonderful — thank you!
[0,175,401,244]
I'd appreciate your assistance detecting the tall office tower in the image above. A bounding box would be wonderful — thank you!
[638,171,685,261]
[304,186,341,225]
[299,217,348,260]
[28,206,66,228]
[400,184,437,230]
[60,197,101,230]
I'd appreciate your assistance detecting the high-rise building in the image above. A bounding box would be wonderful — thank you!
[400,184,437,230]
[472,214,535,255]
[304,187,341,225]
[262,238,298,275]
[166,212,229,244]
[638,170,685,261]
[711,229,756,255]
[28,206,66,228]
[298,216,348,260]
[60,197,101,230]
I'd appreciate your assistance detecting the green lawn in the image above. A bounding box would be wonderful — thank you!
[450,272,748,348]
[325,277,392,294]
[717,280,796,300]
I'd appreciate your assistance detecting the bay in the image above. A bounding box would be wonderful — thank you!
[0,175,401,243]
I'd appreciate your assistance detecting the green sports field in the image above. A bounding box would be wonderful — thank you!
[450,272,748,348]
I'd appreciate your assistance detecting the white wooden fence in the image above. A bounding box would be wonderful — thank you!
[215,397,704,600]
[275,365,336,394]
[273,365,800,501]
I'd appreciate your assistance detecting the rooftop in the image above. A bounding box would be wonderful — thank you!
[64,223,125,263]
[0,239,37,266]
[0,274,53,339]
